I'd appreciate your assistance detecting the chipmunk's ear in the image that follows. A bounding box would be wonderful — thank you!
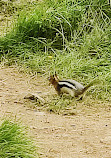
[55,73,57,77]
[54,73,59,81]
[54,71,57,76]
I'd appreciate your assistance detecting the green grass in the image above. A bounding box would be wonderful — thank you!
[0,0,111,101]
[0,120,39,158]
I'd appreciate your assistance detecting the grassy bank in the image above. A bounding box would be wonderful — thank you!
[0,120,38,158]
[0,0,111,101]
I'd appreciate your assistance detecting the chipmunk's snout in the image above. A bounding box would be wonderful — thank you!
[49,79,51,85]
[48,76,53,85]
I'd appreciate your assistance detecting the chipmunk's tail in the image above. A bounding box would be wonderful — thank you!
[82,79,100,94]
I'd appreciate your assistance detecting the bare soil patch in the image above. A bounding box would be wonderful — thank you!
[0,66,111,158]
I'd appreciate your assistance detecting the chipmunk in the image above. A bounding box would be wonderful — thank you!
[49,74,98,98]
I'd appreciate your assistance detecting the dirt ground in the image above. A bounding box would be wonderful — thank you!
[0,66,111,158]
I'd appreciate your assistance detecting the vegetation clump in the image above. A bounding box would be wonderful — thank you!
[0,120,38,158]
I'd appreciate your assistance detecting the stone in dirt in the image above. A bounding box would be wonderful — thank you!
[24,93,45,103]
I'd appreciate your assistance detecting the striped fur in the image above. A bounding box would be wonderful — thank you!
[58,81,77,90]
[49,74,98,98]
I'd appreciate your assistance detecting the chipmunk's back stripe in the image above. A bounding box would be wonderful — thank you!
[59,83,73,89]
[58,81,77,90]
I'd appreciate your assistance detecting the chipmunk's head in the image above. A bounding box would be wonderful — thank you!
[49,73,59,85]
